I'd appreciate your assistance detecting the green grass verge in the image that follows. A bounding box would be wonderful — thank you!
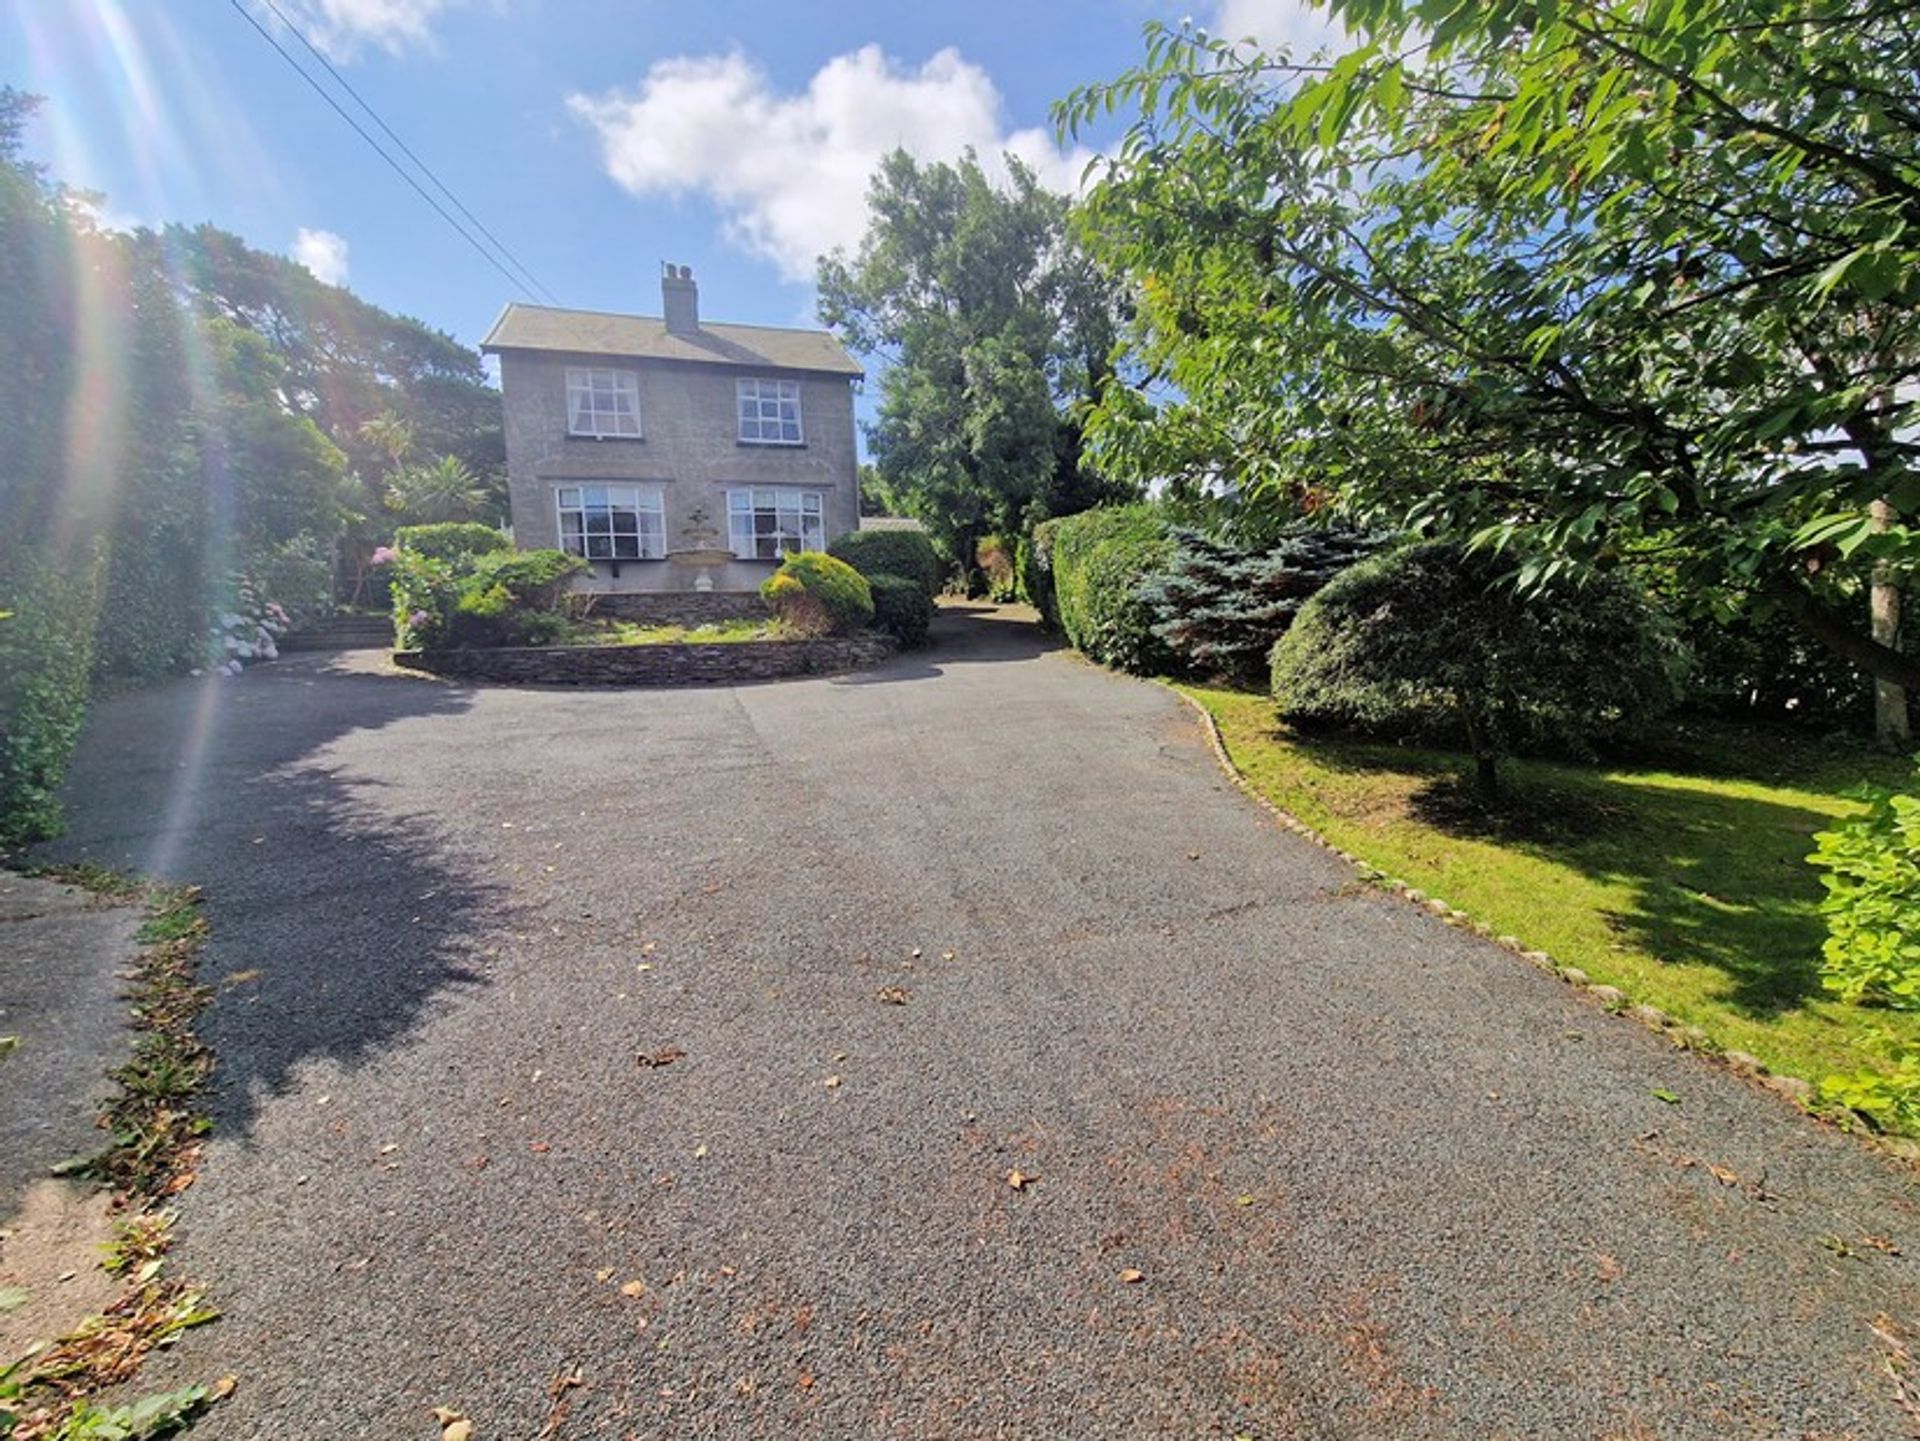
[1182,685,1920,1106]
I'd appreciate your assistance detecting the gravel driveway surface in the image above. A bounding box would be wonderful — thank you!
[39,604,1920,1438]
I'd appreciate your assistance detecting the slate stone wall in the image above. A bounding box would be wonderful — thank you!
[392,634,893,687]
[587,592,770,626]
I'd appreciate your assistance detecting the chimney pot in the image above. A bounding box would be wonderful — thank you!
[662,264,699,334]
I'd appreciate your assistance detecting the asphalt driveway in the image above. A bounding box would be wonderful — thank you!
[39,604,1920,1438]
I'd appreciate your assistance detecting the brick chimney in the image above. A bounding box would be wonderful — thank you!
[661,263,699,335]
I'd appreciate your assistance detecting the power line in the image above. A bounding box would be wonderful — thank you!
[226,0,562,306]
[252,0,562,306]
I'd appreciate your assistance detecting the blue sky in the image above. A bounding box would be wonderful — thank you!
[0,0,1331,356]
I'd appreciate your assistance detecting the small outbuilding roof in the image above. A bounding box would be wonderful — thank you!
[481,302,864,378]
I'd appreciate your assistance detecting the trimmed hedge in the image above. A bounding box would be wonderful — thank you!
[0,551,103,847]
[1271,540,1686,766]
[761,551,874,637]
[393,522,512,564]
[1043,505,1177,674]
[868,573,935,647]
[828,529,943,600]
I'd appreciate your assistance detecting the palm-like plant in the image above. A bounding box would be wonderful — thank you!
[386,454,488,523]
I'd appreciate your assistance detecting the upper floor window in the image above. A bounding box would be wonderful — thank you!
[737,377,803,445]
[728,488,823,559]
[557,484,664,560]
[566,367,641,438]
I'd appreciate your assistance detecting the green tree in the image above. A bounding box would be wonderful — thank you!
[819,149,1133,577]
[1063,2,1920,735]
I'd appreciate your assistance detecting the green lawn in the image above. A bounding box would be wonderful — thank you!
[560,618,772,646]
[1182,685,1920,1101]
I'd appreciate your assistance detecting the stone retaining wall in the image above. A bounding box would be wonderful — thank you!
[393,633,894,687]
[585,591,770,626]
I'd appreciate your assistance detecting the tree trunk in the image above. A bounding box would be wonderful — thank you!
[1475,751,1501,798]
[1461,709,1501,798]
[1870,497,1910,747]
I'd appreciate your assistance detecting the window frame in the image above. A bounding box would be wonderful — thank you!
[555,483,666,562]
[726,487,826,561]
[735,377,804,446]
[565,366,643,439]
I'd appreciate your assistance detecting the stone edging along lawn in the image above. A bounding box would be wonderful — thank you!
[1159,682,1920,1165]
[393,632,895,686]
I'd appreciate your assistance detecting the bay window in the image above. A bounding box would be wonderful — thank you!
[728,488,824,559]
[556,485,664,560]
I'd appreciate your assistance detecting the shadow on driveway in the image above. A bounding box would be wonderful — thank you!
[33,656,505,1137]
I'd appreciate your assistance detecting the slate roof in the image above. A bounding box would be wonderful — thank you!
[480,303,863,378]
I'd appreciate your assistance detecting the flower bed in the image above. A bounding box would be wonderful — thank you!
[392,632,895,686]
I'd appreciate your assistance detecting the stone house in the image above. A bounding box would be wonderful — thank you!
[481,266,863,605]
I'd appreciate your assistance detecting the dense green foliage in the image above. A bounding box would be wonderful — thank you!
[1139,525,1384,684]
[1272,541,1685,788]
[0,86,506,834]
[867,573,937,648]
[819,150,1135,575]
[390,542,584,650]
[1808,770,1920,1010]
[1043,505,1176,673]
[0,552,102,847]
[827,528,943,599]
[1063,0,1920,727]
[760,551,875,637]
[392,522,511,564]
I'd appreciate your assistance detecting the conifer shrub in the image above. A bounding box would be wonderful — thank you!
[760,551,875,637]
[1138,525,1386,684]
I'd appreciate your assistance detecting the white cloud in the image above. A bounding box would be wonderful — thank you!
[1210,0,1346,55]
[568,46,1097,284]
[292,227,350,285]
[260,0,467,60]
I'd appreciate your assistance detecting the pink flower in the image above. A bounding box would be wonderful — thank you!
[409,610,430,628]
[370,546,398,566]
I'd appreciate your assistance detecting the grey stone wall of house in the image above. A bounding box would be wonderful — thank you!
[587,592,770,626]
[393,634,894,686]
[497,350,860,596]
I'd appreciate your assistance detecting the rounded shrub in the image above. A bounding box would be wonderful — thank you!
[393,522,512,564]
[760,551,874,637]
[868,573,935,647]
[828,528,943,599]
[1271,540,1686,787]
[1046,504,1176,674]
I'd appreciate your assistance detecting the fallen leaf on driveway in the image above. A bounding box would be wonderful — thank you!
[1006,1169,1036,1191]
[213,1375,237,1399]
[1651,1089,1681,1105]
[620,1280,647,1298]
[595,1268,615,1283]
[1117,1269,1145,1285]
[638,1047,686,1069]
[1707,1164,1740,1187]
[876,986,909,1005]
[431,1407,472,1441]
[823,1075,842,1090]
[530,1142,551,1154]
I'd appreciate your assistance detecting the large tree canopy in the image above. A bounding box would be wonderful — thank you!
[818,149,1134,573]
[1063,0,1920,698]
